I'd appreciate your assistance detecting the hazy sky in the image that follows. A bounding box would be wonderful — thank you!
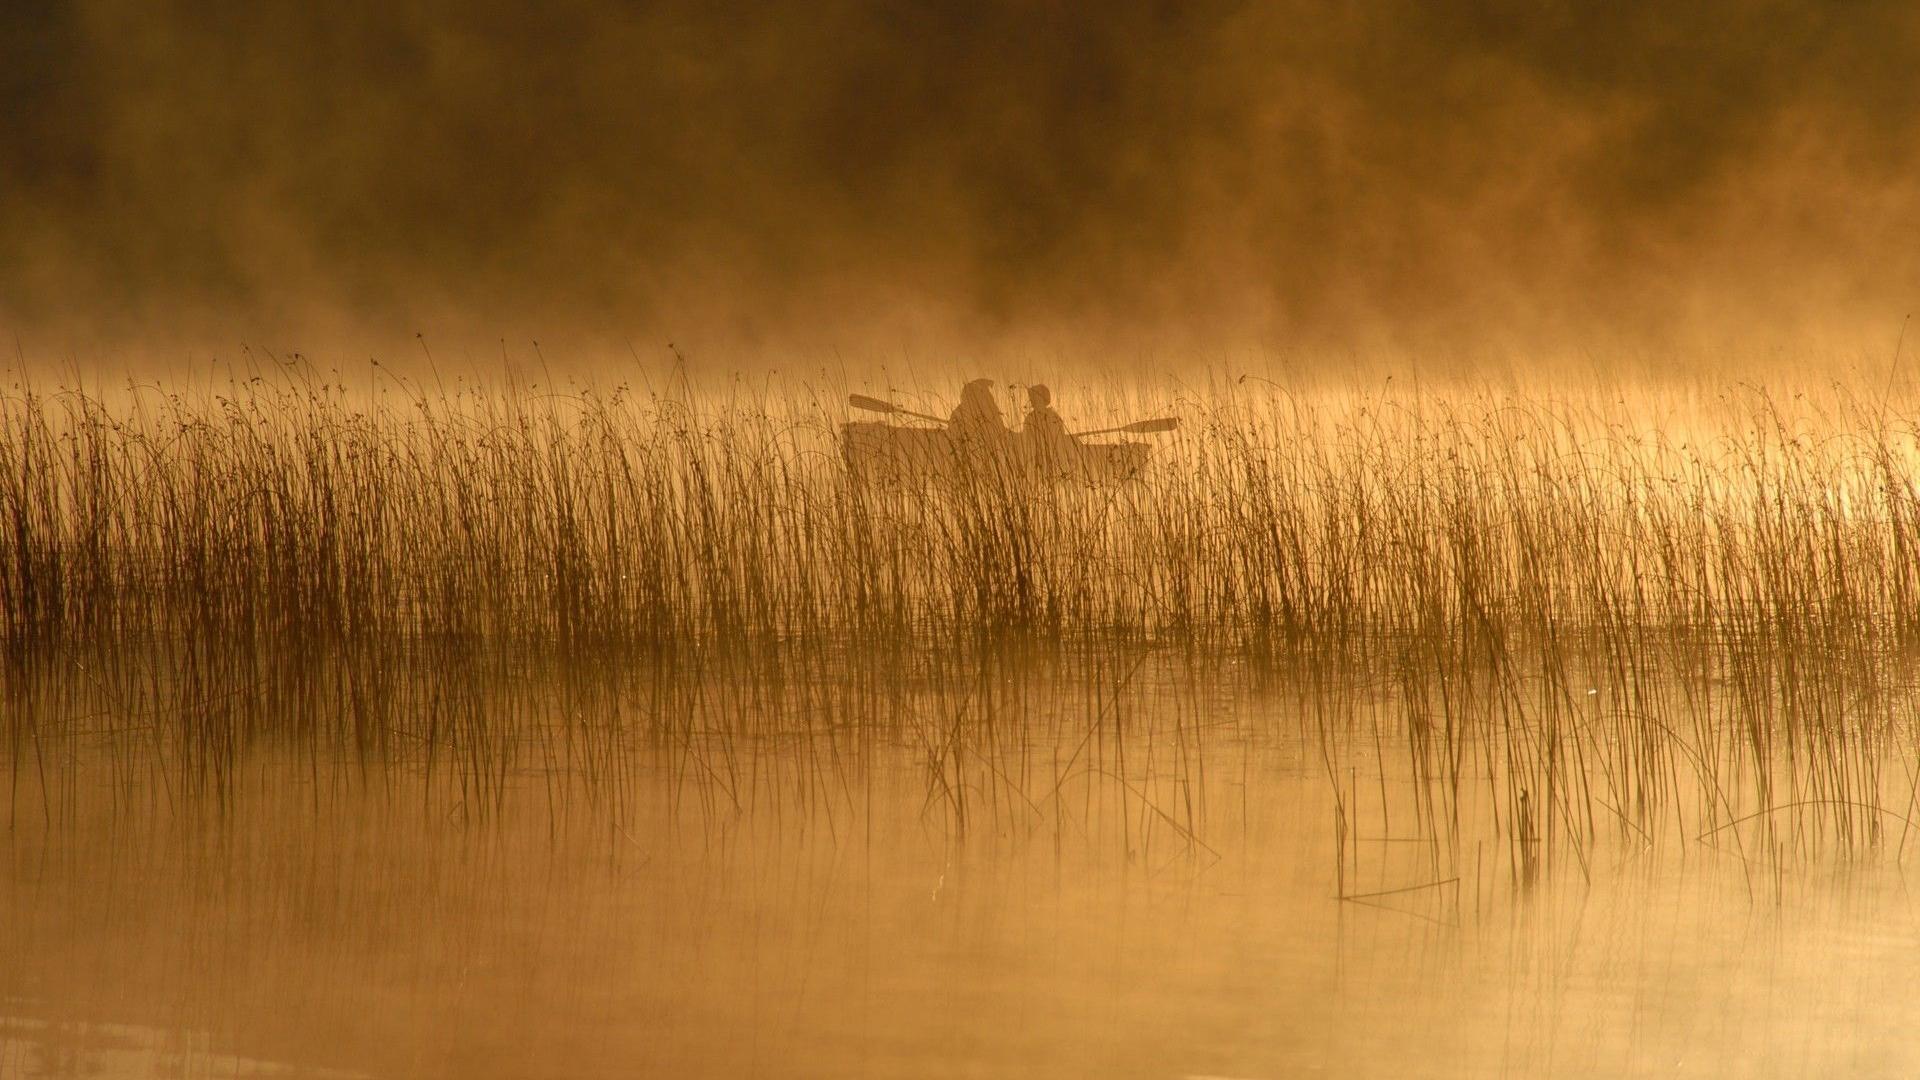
[4,1,1919,364]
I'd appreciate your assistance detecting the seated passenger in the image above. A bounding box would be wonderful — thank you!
[1021,384,1078,470]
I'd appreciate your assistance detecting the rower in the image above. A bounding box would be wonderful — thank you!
[949,378,1009,446]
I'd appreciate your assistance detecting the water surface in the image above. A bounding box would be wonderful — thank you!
[7,652,1919,1078]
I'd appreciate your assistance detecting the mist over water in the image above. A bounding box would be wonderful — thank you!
[10,6,1920,1078]
[5,2,1920,363]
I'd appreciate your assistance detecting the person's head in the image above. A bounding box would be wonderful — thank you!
[960,379,999,413]
[1028,384,1051,408]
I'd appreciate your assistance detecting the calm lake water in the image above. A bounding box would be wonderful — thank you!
[4,650,1919,1078]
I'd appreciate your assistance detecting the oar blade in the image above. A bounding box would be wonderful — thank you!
[847,394,899,413]
[1121,417,1181,434]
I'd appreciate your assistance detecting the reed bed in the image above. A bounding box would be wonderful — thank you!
[5,371,1920,878]
[7,377,1920,651]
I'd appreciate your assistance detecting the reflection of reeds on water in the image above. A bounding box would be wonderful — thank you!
[5,374,1920,889]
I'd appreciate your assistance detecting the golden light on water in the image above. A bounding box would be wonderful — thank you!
[5,4,1920,1078]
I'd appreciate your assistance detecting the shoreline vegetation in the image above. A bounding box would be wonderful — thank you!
[8,373,1920,648]
[6,371,1920,884]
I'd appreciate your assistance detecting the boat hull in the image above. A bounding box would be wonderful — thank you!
[840,423,1150,485]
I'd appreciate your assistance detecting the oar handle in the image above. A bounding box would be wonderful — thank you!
[892,408,948,425]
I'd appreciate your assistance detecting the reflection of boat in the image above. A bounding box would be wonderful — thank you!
[840,422,1152,485]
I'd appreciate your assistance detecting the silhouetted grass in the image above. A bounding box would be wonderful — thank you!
[6,370,1920,881]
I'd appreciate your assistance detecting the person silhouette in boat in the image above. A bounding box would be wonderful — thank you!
[948,379,1009,447]
[1020,384,1078,469]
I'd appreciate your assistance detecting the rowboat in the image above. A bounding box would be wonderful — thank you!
[840,422,1152,485]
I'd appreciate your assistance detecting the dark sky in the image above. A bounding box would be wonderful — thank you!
[3,0,1919,362]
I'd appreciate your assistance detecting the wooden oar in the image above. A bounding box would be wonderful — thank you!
[1071,417,1181,438]
[848,394,947,425]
